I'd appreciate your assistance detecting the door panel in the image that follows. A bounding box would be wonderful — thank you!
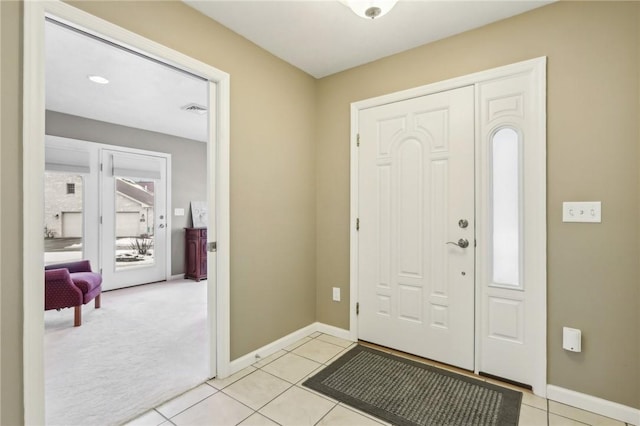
[477,70,543,389]
[358,86,475,370]
[101,149,167,290]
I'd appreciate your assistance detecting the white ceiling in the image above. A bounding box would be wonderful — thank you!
[46,1,551,141]
[46,21,209,142]
[184,0,552,78]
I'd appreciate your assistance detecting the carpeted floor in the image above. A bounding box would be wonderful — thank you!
[45,279,209,426]
[303,345,522,426]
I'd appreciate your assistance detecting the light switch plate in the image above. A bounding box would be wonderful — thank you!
[562,201,601,223]
[174,208,185,216]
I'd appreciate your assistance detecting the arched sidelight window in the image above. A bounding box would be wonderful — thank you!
[491,127,522,288]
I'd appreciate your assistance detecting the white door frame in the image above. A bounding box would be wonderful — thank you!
[100,146,172,290]
[23,2,231,424]
[349,57,547,394]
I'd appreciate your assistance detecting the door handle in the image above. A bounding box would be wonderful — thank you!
[158,224,165,229]
[446,238,469,248]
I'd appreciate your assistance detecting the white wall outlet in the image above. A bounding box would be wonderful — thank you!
[332,287,341,302]
[174,208,185,216]
[562,201,601,223]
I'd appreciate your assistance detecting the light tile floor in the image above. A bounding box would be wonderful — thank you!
[127,333,632,426]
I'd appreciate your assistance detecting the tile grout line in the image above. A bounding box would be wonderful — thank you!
[336,403,390,426]
[147,382,219,422]
[221,375,295,413]
[546,397,550,426]
[294,382,340,405]
[259,365,308,386]
[259,334,343,367]
[290,342,347,364]
[225,378,330,426]
[153,408,171,424]
[547,409,600,426]
[157,387,219,422]
[312,401,340,426]
[219,363,337,425]
[520,401,547,411]
[211,389,261,425]
[208,366,257,391]
[231,408,257,426]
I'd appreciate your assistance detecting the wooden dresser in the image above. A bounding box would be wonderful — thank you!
[184,227,207,281]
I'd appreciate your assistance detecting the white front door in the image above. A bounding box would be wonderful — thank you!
[101,149,168,290]
[357,86,475,370]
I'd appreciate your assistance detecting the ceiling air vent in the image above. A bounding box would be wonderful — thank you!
[181,103,208,115]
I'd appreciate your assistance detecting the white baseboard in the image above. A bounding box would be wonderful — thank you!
[547,385,640,425]
[228,322,353,375]
[169,274,185,281]
[315,322,352,340]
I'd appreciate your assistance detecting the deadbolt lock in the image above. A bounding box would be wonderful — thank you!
[458,219,469,229]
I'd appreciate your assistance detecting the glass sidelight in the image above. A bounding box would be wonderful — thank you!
[491,127,522,288]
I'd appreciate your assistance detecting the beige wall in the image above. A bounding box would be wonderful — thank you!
[316,1,639,410]
[1,1,24,424]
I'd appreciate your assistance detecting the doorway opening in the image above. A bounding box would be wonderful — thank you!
[42,19,206,423]
[23,2,231,424]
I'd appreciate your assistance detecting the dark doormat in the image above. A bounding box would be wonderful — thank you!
[303,345,522,426]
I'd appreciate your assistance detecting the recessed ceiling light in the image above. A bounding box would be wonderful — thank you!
[88,75,109,85]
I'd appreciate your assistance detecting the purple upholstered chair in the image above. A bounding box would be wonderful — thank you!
[45,260,102,327]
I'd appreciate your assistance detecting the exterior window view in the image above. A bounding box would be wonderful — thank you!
[44,172,156,268]
[113,177,156,269]
[44,172,84,265]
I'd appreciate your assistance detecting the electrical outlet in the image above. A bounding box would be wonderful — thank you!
[332,287,341,302]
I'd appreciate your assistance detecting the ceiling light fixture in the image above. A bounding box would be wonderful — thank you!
[88,75,109,85]
[347,0,398,19]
